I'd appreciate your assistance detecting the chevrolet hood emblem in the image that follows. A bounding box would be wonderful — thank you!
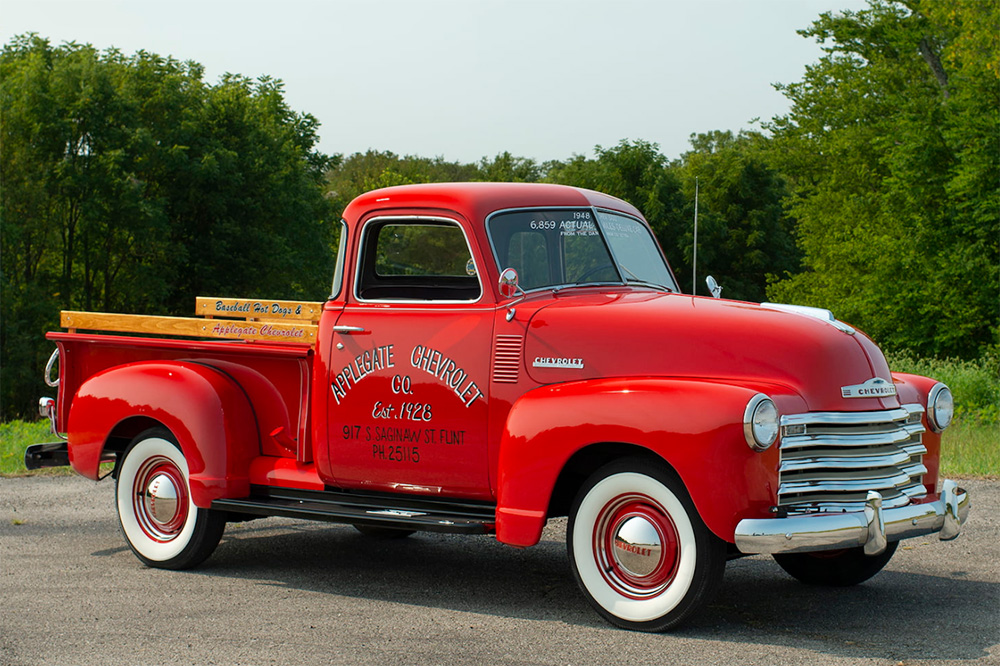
[841,377,897,399]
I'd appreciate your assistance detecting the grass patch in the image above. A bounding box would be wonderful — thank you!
[941,416,1000,479]
[886,351,1000,423]
[888,351,998,478]
[0,419,71,477]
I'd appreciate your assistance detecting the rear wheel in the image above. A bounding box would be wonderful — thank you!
[116,428,225,569]
[567,459,726,632]
[773,542,898,586]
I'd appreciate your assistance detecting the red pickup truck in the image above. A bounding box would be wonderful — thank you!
[29,182,969,631]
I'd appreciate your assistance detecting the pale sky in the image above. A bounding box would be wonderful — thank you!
[2,0,869,164]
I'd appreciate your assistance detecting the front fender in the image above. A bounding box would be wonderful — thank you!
[496,378,802,547]
[892,372,944,494]
[67,361,259,507]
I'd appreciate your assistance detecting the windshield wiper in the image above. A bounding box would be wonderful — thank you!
[624,279,674,293]
[618,264,673,293]
[552,280,620,293]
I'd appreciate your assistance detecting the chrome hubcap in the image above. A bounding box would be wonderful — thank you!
[144,473,180,526]
[132,455,189,542]
[594,494,680,599]
[612,515,663,577]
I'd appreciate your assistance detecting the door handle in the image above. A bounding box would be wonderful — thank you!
[333,325,370,334]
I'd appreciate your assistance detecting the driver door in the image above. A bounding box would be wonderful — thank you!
[326,216,493,500]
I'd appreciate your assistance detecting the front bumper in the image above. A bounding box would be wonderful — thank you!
[735,479,970,556]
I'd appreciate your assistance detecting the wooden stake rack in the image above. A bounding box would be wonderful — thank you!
[61,298,324,344]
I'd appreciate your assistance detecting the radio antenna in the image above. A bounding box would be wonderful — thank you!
[692,177,699,295]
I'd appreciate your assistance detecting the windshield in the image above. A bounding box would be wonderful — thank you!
[487,208,676,292]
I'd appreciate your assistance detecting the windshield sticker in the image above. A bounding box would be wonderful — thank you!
[599,218,643,239]
[533,356,584,369]
[466,258,477,276]
[559,213,598,237]
[528,212,598,237]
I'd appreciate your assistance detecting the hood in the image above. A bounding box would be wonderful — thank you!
[523,290,898,413]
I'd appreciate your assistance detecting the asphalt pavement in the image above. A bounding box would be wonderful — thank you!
[2,476,998,666]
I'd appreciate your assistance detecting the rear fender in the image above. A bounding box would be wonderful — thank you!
[67,361,259,507]
[496,378,800,547]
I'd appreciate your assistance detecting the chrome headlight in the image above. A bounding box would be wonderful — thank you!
[744,394,779,452]
[927,383,954,432]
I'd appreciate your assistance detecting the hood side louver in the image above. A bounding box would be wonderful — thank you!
[493,335,523,383]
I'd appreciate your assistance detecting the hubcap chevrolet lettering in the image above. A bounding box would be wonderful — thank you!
[595,496,681,599]
[144,473,180,526]
[612,516,662,577]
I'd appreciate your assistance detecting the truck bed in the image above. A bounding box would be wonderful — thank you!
[47,297,326,464]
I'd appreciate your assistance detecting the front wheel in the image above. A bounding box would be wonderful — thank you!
[773,541,898,586]
[567,459,726,632]
[116,428,225,569]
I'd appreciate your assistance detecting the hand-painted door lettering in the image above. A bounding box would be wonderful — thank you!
[331,344,395,404]
[410,344,483,406]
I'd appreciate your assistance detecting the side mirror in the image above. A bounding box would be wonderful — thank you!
[499,267,525,321]
[498,267,522,300]
[706,275,723,299]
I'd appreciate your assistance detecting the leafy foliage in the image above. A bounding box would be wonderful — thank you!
[543,137,797,300]
[323,150,481,217]
[765,0,999,358]
[670,132,799,299]
[1,35,335,418]
[887,351,999,423]
[478,151,542,183]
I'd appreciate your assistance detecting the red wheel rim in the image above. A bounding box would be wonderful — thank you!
[131,455,189,542]
[593,493,680,599]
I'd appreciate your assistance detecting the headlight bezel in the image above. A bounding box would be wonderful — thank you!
[743,394,779,452]
[927,383,954,433]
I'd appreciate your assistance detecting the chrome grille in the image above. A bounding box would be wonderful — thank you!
[778,405,927,513]
[492,335,523,383]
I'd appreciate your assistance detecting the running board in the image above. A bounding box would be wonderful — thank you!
[212,486,496,534]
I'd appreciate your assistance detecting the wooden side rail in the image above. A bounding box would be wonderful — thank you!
[61,311,318,344]
[195,297,323,322]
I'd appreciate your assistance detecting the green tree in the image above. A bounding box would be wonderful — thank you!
[543,138,795,300]
[477,151,541,182]
[671,131,799,300]
[165,73,334,308]
[545,140,686,269]
[323,150,480,216]
[1,35,334,419]
[765,1,999,357]
[546,140,675,223]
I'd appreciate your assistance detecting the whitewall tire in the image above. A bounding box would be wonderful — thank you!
[568,459,726,631]
[116,428,225,569]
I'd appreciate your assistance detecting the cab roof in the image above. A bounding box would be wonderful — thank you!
[341,182,643,224]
